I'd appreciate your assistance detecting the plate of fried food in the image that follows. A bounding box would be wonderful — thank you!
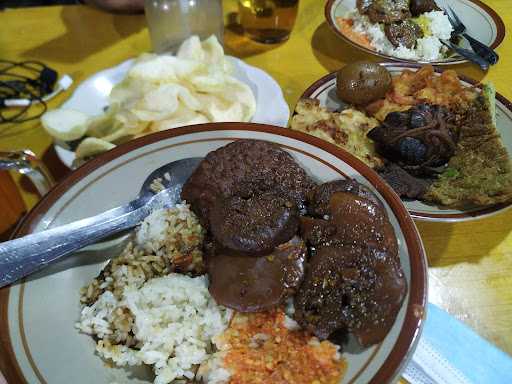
[291,61,512,221]
[325,0,505,64]
[0,124,427,384]
[41,36,290,168]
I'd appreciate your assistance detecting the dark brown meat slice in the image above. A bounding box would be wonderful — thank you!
[209,193,299,255]
[308,179,383,217]
[366,0,411,23]
[378,163,432,199]
[410,0,441,16]
[301,192,398,257]
[384,20,423,49]
[367,110,410,146]
[207,237,306,312]
[181,140,315,229]
[295,186,405,346]
[294,245,406,346]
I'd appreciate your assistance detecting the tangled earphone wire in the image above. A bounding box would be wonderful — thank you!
[0,60,59,124]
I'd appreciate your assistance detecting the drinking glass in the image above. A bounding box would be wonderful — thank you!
[0,150,54,239]
[144,0,224,54]
[238,0,299,44]
[0,170,26,238]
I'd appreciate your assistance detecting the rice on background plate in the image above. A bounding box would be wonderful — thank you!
[339,10,453,61]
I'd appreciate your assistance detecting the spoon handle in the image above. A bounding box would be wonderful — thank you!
[442,40,489,71]
[0,198,146,288]
[463,33,499,65]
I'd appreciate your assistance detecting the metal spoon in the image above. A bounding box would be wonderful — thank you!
[441,40,489,71]
[0,157,202,288]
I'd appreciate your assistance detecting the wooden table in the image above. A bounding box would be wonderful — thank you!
[1,0,511,373]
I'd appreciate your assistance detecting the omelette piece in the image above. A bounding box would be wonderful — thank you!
[425,84,512,207]
[290,99,384,169]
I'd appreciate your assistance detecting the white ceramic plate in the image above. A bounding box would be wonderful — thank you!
[325,0,505,65]
[0,123,427,384]
[54,57,291,168]
[299,63,512,222]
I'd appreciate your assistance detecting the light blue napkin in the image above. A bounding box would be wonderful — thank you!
[404,303,512,384]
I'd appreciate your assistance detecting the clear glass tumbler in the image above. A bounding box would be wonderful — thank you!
[144,0,224,53]
[238,0,299,44]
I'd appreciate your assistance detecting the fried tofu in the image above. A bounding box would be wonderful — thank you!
[290,99,384,169]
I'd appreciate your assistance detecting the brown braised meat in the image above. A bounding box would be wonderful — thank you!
[209,193,299,255]
[301,192,398,256]
[366,0,411,23]
[181,140,315,229]
[183,140,314,313]
[368,104,458,175]
[379,163,432,199]
[410,0,441,16]
[384,20,423,49]
[307,179,383,217]
[294,245,406,346]
[207,237,307,312]
[294,186,406,347]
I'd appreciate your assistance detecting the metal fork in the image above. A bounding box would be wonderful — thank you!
[444,5,499,65]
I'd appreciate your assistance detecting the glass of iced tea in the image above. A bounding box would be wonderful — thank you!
[0,150,54,239]
[0,170,26,240]
[238,0,299,44]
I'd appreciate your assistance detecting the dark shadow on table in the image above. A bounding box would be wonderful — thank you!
[450,63,487,83]
[311,22,378,72]
[22,5,145,63]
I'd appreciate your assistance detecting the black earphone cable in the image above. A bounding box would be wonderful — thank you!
[0,60,56,124]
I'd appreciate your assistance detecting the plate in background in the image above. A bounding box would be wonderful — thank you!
[299,63,512,221]
[325,0,505,65]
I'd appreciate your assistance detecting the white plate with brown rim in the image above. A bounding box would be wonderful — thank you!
[299,63,512,222]
[0,123,427,384]
[325,0,505,65]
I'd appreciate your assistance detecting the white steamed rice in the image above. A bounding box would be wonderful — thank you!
[136,203,205,270]
[77,204,232,384]
[346,9,453,61]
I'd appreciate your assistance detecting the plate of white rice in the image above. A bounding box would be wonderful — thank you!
[0,123,427,384]
[325,0,505,64]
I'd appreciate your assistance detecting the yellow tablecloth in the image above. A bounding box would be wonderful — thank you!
[0,0,511,374]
